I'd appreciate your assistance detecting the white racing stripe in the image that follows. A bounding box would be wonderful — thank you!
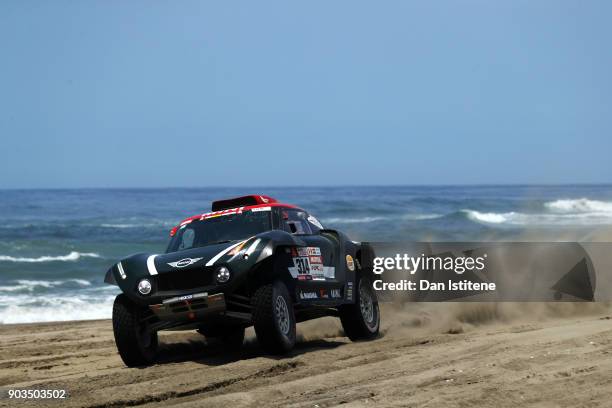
[245,238,261,256]
[206,240,247,266]
[147,255,159,275]
[117,262,127,279]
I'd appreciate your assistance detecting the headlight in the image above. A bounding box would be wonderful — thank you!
[137,278,152,295]
[215,266,231,283]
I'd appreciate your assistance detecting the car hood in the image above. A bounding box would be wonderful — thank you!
[105,229,306,295]
[151,241,246,275]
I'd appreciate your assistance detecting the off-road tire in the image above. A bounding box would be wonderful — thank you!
[339,276,380,341]
[252,281,296,353]
[112,294,158,367]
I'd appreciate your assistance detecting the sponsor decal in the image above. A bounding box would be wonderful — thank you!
[259,195,270,203]
[310,263,324,273]
[309,256,323,264]
[347,281,354,300]
[297,247,321,257]
[319,289,328,298]
[178,294,194,301]
[294,257,311,274]
[297,274,313,281]
[330,288,342,299]
[346,255,355,271]
[251,206,271,212]
[168,257,204,268]
[201,207,244,220]
[299,291,318,300]
[288,246,335,280]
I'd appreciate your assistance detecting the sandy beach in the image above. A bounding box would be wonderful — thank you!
[1,304,611,407]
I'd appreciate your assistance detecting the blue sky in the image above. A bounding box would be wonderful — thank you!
[1,1,610,188]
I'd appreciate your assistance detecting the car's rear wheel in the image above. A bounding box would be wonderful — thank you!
[339,275,380,341]
[112,294,158,367]
[252,281,296,353]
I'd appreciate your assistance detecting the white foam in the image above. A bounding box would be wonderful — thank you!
[464,207,612,226]
[0,294,116,324]
[0,279,92,292]
[463,210,512,224]
[0,251,100,263]
[464,198,612,226]
[402,213,443,221]
[98,220,174,228]
[323,213,441,224]
[544,198,612,214]
[323,216,389,224]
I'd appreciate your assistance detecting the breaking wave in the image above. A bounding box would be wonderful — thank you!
[0,294,115,324]
[0,251,101,263]
[0,279,92,293]
[463,198,612,226]
[323,214,442,224]
[323,216,390,224]
[544,198,612,214]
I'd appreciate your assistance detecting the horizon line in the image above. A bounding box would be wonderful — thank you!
[1,182,611,191]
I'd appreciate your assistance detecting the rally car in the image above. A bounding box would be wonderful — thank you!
[105,195,380,367]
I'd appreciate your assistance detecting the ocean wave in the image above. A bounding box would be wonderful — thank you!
[0,251,101,263]
[544,198,612,214]
[0,294,116,323]
[0,220,175,230]
[0,279,92,293]
[463,208,612,226]
[463,210,512,224]
[99,221,174,228]
[403,213,443,221]
[323,213,442,224]
[323,216,390,224]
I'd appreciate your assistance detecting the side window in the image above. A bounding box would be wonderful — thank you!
[281,210,312,235]
[307,214,323,233]
[178,228,195,250]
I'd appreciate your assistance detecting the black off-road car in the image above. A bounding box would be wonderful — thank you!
[105,195,380,366]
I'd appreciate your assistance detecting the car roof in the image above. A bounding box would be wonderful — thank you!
[169,196,300,237]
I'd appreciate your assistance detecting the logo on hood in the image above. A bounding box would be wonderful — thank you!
[168,257,204,268]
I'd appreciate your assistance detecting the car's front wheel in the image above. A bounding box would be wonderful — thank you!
[339,276,380,341]
[112,294,158,367]
[252,280,296,353]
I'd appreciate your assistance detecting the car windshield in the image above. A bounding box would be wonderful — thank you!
[166,210,272,253]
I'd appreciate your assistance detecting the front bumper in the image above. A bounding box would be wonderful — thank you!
[148,292,226,321]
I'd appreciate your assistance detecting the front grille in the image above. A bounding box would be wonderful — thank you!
[156,268,214,291]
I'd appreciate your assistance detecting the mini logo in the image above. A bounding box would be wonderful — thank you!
[168,257,203,268]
